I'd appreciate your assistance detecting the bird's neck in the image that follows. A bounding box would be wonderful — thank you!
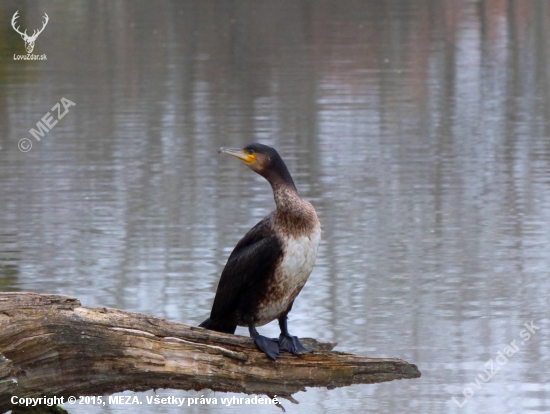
[262,159,297,194]
[262,161,299,213]
[271,183,318,235]
[261,159,317,232]
[272,183,300,213]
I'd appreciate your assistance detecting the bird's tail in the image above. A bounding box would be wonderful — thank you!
[199,317,237,334]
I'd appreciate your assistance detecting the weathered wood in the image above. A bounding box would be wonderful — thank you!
[0,292,420,411]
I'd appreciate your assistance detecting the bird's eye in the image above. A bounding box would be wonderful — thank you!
[247,149,255,155]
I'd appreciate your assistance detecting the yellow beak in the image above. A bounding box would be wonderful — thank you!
[219,147,256,164]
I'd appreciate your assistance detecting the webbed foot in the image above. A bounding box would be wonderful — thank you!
[253,335,280,360]
[278,333,312,355]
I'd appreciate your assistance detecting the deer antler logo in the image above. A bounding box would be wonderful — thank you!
[11,10,49,54]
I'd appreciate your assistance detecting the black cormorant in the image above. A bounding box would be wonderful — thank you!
[199,143,321,360]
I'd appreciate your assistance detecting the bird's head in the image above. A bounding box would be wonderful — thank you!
[219,143,276,174]
[219,143,296,190]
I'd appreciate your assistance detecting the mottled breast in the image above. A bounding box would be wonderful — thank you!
[255,221,321,326]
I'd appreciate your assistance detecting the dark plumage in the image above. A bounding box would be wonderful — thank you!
[199,143,321,360]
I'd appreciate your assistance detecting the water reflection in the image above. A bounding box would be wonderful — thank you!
[1,0,549,413]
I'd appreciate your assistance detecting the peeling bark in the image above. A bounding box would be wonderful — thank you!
[0,292,420,412]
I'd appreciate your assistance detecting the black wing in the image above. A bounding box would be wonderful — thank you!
[209,215,283,323]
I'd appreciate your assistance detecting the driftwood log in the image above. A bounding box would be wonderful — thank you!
[0,292,420,412]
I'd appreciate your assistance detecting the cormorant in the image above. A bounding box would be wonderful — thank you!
[199,143,321,360]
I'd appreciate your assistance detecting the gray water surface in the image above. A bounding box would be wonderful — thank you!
[1,1,549,413]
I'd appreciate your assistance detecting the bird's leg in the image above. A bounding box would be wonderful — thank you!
[248,322,279,361]
[277,314,312,355]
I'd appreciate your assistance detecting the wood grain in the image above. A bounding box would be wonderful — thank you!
[0,292,420,411]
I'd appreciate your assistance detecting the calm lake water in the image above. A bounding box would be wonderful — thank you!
[1,1,550,413]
